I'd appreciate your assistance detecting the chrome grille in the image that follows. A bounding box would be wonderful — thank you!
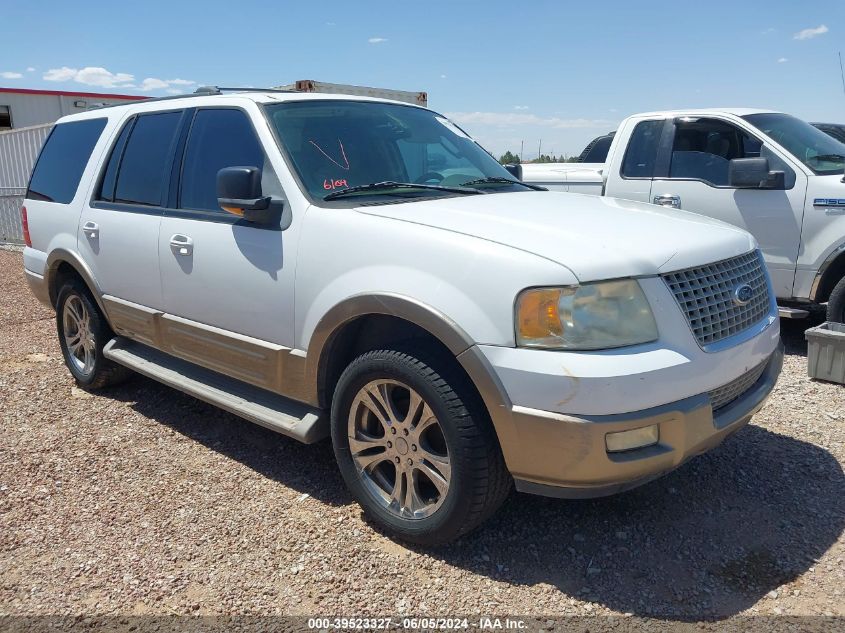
[708,359,769,411]
[662,251,771,347]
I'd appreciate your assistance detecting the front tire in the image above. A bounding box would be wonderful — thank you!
[56,281,132,389]
[331,347,511,545]
[827,276,845,324]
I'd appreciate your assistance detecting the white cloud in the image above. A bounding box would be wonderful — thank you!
[440,74,447,79]
[26,67,35,72]
[368,37,388,44]
[761,27,776,35]
[778,57,788,63]
[513,105,529,110]
[140,77,196,91]
[42,66,194,92]
[1,71,23,79]
[43,66,135,88]
[445,111,613,130]
[794,24,828,40]
[139,77,168,91]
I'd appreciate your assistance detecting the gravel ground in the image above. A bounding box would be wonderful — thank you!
[1,248,843,625]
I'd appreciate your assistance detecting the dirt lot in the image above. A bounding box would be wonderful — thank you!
[1,247,843,624]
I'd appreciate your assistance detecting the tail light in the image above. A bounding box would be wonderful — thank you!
[21,205,32,247]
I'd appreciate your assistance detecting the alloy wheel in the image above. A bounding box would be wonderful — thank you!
[347,379,452,519]
[62,295,96,376]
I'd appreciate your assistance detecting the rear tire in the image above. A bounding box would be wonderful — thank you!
[331,346,511,545]
[56,280,132,389]
[826,276,845,323]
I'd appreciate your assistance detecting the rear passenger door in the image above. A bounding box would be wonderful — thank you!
[156,107,294,387]
[79,109,187,311]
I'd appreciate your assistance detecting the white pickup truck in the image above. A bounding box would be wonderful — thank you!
[521,109,845,322]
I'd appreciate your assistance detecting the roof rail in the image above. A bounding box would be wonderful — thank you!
[192,86,295,95]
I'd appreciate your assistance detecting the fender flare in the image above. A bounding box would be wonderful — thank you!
[305,293,475,388]
[45,249,109,316]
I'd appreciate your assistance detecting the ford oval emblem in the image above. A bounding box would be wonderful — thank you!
[733,284,754,306]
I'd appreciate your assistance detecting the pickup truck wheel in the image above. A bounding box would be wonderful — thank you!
[56,281,132,390]
[331,347,511,545]
[826,276,845,323]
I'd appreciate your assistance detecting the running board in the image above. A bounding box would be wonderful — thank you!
[103,338,328,443]
[778,306,810,319]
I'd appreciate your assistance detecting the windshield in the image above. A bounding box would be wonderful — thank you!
[265,100,527,202]
[742,113,845,176]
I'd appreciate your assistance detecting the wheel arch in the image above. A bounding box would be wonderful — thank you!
[45,249,109,317]
[811,246,845,304]
[306,294,475,410]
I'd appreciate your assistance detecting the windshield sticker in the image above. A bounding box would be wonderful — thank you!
[435,117,470,139]
[310,139,350,170]
[323,178,349,191]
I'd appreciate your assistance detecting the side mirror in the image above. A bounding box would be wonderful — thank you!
[729,157,785,190]
[216,166,283,226]
[504,163,522,180]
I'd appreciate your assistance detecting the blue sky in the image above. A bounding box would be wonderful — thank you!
[2,0,844,158]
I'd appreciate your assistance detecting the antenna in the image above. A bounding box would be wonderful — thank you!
[840,52,845,100]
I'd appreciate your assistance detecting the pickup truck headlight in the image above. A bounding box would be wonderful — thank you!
[515,280,658,350]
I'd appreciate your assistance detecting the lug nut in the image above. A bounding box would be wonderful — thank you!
[387,441,392,448]
[403,429,409,436]
[407,458,413,466]
[394,457,401,464]
[411,444,417,451]
[391,428,396,435]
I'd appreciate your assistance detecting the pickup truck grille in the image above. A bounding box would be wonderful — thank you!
[708,358,769,412]
[662,251,771,347]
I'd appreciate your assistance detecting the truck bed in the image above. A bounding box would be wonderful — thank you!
[520,163,604,193]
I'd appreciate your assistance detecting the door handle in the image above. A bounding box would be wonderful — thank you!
[653,194,681,209]
[82,221,99,239]
[169,234,194,256]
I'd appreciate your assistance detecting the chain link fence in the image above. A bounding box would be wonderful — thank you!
[0,187,25,244]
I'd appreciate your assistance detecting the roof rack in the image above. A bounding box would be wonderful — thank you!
[84,86,293,111]
[191,86,295,96]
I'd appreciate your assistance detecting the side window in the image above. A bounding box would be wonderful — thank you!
[26,118,107,203]
[669,118,760,187]
[114,111,182,206]
[179,109,273,212]
[97,119,134,202]
[620,120,662,178]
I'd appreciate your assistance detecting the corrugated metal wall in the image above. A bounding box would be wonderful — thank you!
[0,124,51,243]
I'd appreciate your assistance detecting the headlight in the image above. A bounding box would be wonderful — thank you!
[515,280,658,350]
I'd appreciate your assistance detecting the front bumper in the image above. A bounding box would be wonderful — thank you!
[459,343,783,498]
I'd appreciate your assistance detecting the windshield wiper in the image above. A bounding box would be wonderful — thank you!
[810,154,845,162]
[460,176,547,191]
[323,181,483,201]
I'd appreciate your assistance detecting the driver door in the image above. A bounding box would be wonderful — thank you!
[648,117,807,298]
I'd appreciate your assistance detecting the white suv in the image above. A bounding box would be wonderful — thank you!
[22,89,783,544]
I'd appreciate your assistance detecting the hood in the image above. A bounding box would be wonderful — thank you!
[356,191,756,282]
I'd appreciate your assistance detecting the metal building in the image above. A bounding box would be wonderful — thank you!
[0,88,144,243]
[0,87,144,130]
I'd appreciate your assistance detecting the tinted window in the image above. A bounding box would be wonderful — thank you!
[27,118,107,203]
[97,119,134,202]
[180,109,267,211]
[668,118,794,188]
[620,120,662,178]
[114,111,182,206]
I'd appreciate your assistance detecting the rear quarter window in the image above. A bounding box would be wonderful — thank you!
[26,118,108,203]
[620,120,663,178]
